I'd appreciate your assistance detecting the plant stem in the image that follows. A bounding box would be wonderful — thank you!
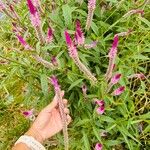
[56,88,69,150]
[74,57,97,84]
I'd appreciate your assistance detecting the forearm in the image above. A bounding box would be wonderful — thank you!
[12,143,30,150]
[12,127,44,150]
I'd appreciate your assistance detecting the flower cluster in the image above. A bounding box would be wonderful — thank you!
[95,99,105,115]
[86,0,96,30]
[64,20,98,84]
[50,76,69,150]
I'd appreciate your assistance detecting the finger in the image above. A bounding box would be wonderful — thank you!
[53,90,65,102]
[64,108,69,114]
[44,91,65,112]
[67,115,72,124]
[63,99,68,107]
[42,99,58,113]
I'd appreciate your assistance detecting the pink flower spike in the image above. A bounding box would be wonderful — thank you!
[95,143,103,150]
[88,0,96,9]
[116,29,132,37]
[128,73,145,80]
[82,84,87,94]
[22,109,35,121]
[51,56,58,66]
[27,0,37,15]
[111,73,121,85]
[30,11,41,27]
[0,1,5,11]
[65,30,78,58]
[75,20,85,46]
[22,110,33,117]
[84,41,98,49]
[32,0,40,8]
[123,9,144,18]
[112,86,125,96]
[46,27,53,43]
[65,30,73,47]
[96,105,105,115]
[16,34,31,50]
[95,100,104,107]
[108,35,119,58]
[50,76,60,90]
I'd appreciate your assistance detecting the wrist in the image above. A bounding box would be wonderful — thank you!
[25,127,44,143]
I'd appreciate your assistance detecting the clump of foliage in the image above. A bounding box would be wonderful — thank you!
[0,0,150,150]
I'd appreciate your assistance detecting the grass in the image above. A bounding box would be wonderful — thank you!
[0,0,150,150]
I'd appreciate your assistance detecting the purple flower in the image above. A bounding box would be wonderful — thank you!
[96,106,105,115]
[32,0,40,8]
[16,34,31,50]
[105,35,119,81]
[51,56,58,66]
[86,0,96,30]
[46,27,53,43]
[112,86,125,96]
[65,30,78,58]
[116,29,132,37]
[75,20,85,46]
[0,1,5,11]
[88,0,96,9]
[22,110,33,117]
[95,99,105,115]
[108,35,119,59]
[128,73,145,80]
[50,76,60,90]
[84,41,98,49]
[123,9,144,18]
[22,109,35,121]
[27,0,41,27]
[95,143,103,150]
[95,99,104,106]
[27,0,37,15]
[110,73,121,85]
[82,84,87,94]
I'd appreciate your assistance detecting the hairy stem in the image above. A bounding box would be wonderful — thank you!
[105,58,115,82]
[56,88,69,150]
[33,55,54,69]
[74,57,97,84]
[86,8,94,30]
[35,26,45,44]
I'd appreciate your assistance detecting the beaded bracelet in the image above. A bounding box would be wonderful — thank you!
[15,135,46,150]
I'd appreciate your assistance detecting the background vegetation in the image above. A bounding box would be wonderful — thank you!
[0,0,150,149]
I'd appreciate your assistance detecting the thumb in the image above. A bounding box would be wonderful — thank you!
[43,91,65,112]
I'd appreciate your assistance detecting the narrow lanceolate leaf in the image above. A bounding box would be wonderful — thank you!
[50,76,69,150]
[62,4,72,27]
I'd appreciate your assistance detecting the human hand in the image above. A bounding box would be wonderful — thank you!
[25,91,71,143]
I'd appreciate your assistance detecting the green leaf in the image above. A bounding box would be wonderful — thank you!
[82,131,91,150]
[40,74,49,96]
[139,17,150,28]
[62,4,72,27]
[67,79,83,91]
[91,22,99,35]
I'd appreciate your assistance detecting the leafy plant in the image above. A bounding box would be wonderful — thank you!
[0,0,150,150]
